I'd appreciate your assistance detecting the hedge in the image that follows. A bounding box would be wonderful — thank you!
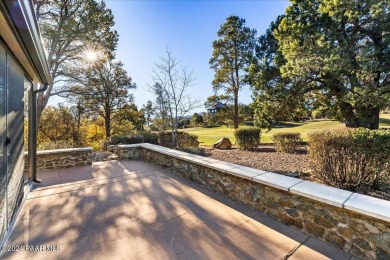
[308,128,390,190]
[108,132,158,146]
[272,132,302,153]
[158,131,199,148]
[234,127,261,150]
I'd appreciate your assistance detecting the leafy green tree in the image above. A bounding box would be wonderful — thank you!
[210,16,257,129]
[142,100,155,127]
[205,94,233,126]
[34,0,118,120]
[150,83,170,131]
[113,104,145,133]
[240,104,254,122]
[75,60,135,138]
[249,16,310,130]
[205,95,254,127]
[275,0,390,129]
[190,113,204,126]
[178,118,191,129]
[38,104,75,143]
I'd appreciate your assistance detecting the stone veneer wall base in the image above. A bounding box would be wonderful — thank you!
[24,147,93,172]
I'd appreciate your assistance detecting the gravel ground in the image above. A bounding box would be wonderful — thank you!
[206,146,310,176]
[205,145,390,201]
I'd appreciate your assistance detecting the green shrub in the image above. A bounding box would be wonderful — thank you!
[103,132,158,151]
[140,131,158,144]
[159,131,199,148]
[109,135,143,145]
[308,128,390,190]
[234,127,261,150]
[272,132,302,153]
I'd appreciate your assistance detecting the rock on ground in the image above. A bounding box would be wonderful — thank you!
[212,137,232,150]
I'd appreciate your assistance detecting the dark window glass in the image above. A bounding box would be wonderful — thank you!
[6,53,25,227]
[0,44,7,241]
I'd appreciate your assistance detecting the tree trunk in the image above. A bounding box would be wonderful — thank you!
[171,119,176,149]
[233,90,239,129]
[74,116,80,145]
[105,119,110,139]
[332,84,380,130]
[234,54,240,129]
[36,87,51,126]
[174,113,179,149]
[339,101,360,128]
[341,102,380,129]
[355,106,380,129]
[105,110,111,139]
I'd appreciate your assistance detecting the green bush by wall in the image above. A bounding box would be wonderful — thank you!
[159,131,199,148]
[272,132,302,153]
[308,128,390,190]
[234,127,261,150]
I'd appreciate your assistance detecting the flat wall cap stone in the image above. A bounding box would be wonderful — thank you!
[204,159,240,172]
[37,147,93,155]
[73,147,93,152]
[290,181,353,207]
[141,144,243,170]
[343,193,390,222]
[225,165,267,180]
[140,144,210,166]
[253,172,304,191]
[118,144,141,148]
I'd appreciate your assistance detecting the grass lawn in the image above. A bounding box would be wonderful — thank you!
[380,113,390,126]
[184,114,390,147]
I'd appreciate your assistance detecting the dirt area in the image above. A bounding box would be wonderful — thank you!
[204,145,390,201]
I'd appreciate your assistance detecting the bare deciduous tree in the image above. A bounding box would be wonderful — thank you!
[150,48,201,148]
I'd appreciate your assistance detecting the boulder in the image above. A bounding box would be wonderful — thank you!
[212,137,232,150]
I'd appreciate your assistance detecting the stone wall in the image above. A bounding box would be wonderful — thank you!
[116,144,141,160]
[118,143,390,260]
[24,148,93,171]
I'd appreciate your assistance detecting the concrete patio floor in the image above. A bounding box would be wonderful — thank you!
[1,160,354,260]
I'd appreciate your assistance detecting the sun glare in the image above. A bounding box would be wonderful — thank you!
[81,47,103,65]
[85,50,98,61]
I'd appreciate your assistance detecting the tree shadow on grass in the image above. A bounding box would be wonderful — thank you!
[379,117,390,126]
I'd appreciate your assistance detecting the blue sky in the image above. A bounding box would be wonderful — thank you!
[102,1,290,112]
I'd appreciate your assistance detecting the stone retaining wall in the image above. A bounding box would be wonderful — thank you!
[118,143,390,260]
[24,147,93,171]
[116,145,141,160]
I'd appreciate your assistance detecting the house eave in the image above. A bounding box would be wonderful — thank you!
[0,0,51,84]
